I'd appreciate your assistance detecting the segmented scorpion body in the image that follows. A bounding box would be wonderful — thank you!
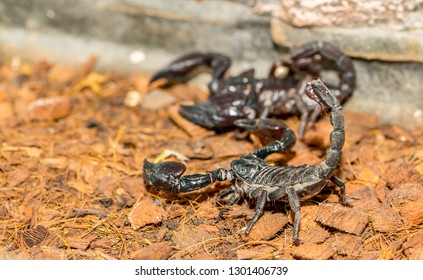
[144,80,350,244]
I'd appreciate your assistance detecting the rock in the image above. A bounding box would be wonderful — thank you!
[272,0,423,31]
[271,17,423,63]
[27,96,72,121]
[271,18,423,128]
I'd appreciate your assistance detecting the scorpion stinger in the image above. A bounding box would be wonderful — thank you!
[143,79,351,245]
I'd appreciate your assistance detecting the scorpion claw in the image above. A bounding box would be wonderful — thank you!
[180,92,249,129]
[143,159,187,193]
[148,52,207,85]
[149,52,231,86]
[143,159,228,193]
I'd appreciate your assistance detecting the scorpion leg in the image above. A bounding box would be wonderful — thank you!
[287,187,301,245]
[143,159,231,193]
[215,191,241,222]
[289,87,311,140]
[245,190,268,235]
[216,187,235,200]
[330,175,351,207]
[149,52,231,94]
[234,118,296,159]
[308,106,323,130]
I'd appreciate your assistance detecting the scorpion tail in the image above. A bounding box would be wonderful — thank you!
[305,80,345,179]
[291,41,356,102]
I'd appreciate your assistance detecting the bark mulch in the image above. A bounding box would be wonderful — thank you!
[0,57,422,260]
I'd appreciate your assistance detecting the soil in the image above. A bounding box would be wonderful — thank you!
[0,56,422,260]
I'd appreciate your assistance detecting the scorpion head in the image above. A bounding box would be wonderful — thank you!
[230,154,267,181]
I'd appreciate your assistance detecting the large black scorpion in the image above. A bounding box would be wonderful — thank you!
[144,80,351,244]
[149,41,356,139]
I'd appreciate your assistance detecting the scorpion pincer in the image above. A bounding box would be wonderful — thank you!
[143,79,351,245]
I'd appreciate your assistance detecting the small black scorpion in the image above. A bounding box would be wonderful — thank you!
[144,80,351,245]
[149,41,356,139]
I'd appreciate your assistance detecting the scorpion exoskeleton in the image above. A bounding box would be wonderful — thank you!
[144,79,351,245]
[149,41,356,139]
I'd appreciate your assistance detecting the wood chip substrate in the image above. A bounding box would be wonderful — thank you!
[0,57,422,260]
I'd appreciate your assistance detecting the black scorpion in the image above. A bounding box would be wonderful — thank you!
[149,41,356,139]
[144,80,351,244]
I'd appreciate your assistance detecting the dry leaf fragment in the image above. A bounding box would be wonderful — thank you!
[291,243,336,260]
[331,233,363,256]
[128,197,166,230]
[66,234,98,250]
[236,245,276,260]
[130,241,172,260]
[27,96,72,120]
[399,199,423,226]
[21,225,49,248]
[315,204,369,235]
[69,208,109,218]
[248,212,288,241]
[7,167,30,188]
[0,101,14,123]
[296,205,330,244]
[369,207,403,232]
[172,224,219,250]
[403,232,423,259]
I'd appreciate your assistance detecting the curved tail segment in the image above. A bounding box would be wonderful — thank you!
[291,41,356,101]
[304,80,345,179]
